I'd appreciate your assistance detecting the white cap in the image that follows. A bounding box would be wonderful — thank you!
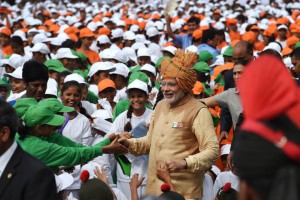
[211,55,224,67]
[154,21,164,31]
[263,42,282,55]
[55,173,74,193]
[129,24,140,33]
[88,62,115,80]
[56,48,78,59]
[12,30,28,41]
[2,54,25,69]
[27,28,39,35]
[126,79,149,95]
[111,50,128,63]
[220,144,231,156]
[30,43,50,54]
[185,45,198,54]
[135,34,150,44]
[64,73,88,85]
[111,28,124,39]
[92,117,112,133]
[131,42,146,50]
[116,20,126,27]
[283,57,293,69]
[45,78,58,97]
[97,35,111,44]
[80,162,102,181]
[110,63,130,78]
[4,66,23,79]
[49,36,66,46]
[139,63,156,76]
[32,33,47,44]
[88,84,98,96]
[146,27,159,38]
[137,47,151,57]
[99,48,113,60]
[123,31,136,41]
[162,46,177,56]
[277,24,288,30]
[214,21,225,30]
[122,47,137,63]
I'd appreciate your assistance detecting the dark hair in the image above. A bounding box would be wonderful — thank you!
[10,35,23,46]
[259,49,282,59]
[187,16,200,25]
[61,81,93,121]
[61,39,76,50]
[236,14,247,24]
[234,59,249,66]
[202,28,217,44]
[23,60,49,83]
[57,71,72,83]
[0,100,18,140]
[291,47,300,60]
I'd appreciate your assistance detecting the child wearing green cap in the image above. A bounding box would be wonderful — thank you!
[15,104,128,173]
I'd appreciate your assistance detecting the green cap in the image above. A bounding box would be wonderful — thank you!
[128,71,149,84]
[222,46,233,57]
[23,105,65,127]
[295,42,300,49]
[38,98,74,113]
[73,69,88,80]
[71,50,88,62]
[193,61,210,73]
[199,50,214,62]
[45,59,69,73]
[0,79,12,90]
[155,56,170,69]
[13,98,38,118]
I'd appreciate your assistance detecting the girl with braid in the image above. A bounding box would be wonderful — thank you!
[107,79,153,200]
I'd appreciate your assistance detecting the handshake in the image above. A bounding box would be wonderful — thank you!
[102,132,132,155]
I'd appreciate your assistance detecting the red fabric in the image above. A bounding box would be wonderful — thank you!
[80,170,90,183]
[237,55,299,121]
[223,182,232,192]
[161,183,171,192]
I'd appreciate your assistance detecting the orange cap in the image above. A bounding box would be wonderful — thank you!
[38,25,48,31]
[98,27,111,36]
[193,81,204,95]
[200,25,209,31]
[263,27,277,37]
[192,29,203,39]
[250,25,260,31]
[277,17,289,25]
[138,21,147,31]
[49,24,60,34]
[152,13,161,20]
[79,27,95,38]
[0,27,12,36]
[98,78,116,92]
[226,18,237,26]
[105,12,112,17]
[68,33,78,42]
[213,10,221,15]
[44,19,54,27]
[124,18,132,25]
[144,13,151,19]
[286,36,299,47]
[242,31,256,44]
[281,47,293,57]
[64,26,79,34]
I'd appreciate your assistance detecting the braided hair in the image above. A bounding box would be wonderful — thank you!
[124,105,133,132]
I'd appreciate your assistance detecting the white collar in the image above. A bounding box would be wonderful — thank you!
[0,141,17,178]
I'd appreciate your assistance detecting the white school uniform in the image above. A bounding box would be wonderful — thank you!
[107,108,153,200]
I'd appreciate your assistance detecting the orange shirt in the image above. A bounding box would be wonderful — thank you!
[77,49,100,64]
[217,41,228,50]
[229,30,241,42]
[1,45,13,57]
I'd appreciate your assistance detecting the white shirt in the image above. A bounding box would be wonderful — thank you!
[202,173,214,200]
[108,108,153,183]
[62,113,93,146]
[0,141,17,178]
[148,42,163,58]
[114,87,127,103]
[213,171,239,197]
[6,90,26,102]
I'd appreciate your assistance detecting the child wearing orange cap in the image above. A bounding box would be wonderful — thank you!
[77,28,100,64]
[0,27,13,57]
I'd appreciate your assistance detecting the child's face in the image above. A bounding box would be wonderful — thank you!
[61,86,81,108]
[98,87,116,103]
[128,89,148,111]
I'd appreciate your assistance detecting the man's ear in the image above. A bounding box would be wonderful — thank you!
[0,126,11,142]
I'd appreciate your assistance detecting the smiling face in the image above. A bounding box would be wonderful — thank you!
[11,77,25,93]
[25,79,47,101]
[61,86,81,108]
[161,78,185,105]
[128,89,147,112]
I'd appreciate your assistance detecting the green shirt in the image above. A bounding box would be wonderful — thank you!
[16,132,110,172]
[87,91,99,104]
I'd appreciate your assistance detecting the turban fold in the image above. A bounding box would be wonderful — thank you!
[161,49,198,95]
